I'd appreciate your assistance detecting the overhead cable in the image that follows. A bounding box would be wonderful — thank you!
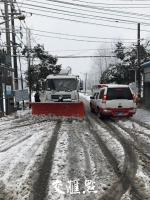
[44,0,150,18]
[19,11,150,33]
[56,55,116,58]
[31,33,138,43]
[22,0,150,20]
[19,4,150,26]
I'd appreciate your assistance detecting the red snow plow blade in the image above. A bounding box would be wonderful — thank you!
[27,101,85,117]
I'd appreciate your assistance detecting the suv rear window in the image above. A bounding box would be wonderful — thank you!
[106,88,132,100]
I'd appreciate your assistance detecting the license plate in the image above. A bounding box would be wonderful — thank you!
[115,111,124,115]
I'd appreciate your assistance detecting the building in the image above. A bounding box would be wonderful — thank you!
[141,62,150,108]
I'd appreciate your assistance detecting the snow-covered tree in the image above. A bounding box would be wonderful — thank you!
[100,41,150,84]
[22,44,61,102]
[22,44,61,90]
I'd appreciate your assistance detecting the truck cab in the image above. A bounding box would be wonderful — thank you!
[40,74,79,102]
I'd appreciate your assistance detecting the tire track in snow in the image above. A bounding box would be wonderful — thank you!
[86,115,121,177]
[115,122,150,159]
[33,120,61,200]
[104,121,150,200]
[83,97,122,177]
[86,104,149,199]
[0,119,50,131]
[118,118,150,138]
[130,118,150,130]
[102,121,137,200]
[82,97,138,200]
[0,112,59,131]
[72,120,118,200]
[66,121,97,200]
[0,121,49,152]
[0,134,33,152]
[87,114,138,200]
[71,127,92,179]
[110,121,150,199]
[0,121,57,200]
[46,125,69,200]
[46,119,117,200]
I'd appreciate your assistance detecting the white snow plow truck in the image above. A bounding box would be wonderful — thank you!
[28,68,85,117]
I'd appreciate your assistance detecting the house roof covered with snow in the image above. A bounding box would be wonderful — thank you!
[140,61,150,68]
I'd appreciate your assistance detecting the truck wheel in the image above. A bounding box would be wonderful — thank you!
[97,108,104,120]
[90,104,95,113]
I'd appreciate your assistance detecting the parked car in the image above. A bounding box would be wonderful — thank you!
[90,84,136,119]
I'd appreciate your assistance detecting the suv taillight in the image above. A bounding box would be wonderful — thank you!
[102,95,107,103]
[132,94,136,103]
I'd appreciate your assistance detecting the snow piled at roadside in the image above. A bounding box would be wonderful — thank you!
[133,108,150,125]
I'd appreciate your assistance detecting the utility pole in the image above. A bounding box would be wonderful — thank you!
[4,1,11,115]
[0,66,3,112]
[26,28,31,103]
[18,53,24,108]
[11,1,18,91]
[137,23,141,107]
[84,73,87,95]
[4,3,11,55]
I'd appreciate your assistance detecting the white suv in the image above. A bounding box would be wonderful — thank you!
[90,84,136,119]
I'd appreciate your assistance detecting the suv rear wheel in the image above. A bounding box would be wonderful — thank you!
[97,108,104,120]
[90,103,95,113]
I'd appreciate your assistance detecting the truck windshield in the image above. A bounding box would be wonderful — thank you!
[46,79,77,91]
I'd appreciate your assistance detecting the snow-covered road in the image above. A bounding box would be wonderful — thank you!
[0,94,150,200]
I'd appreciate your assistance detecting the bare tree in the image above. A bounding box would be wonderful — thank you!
[87,43,116,88]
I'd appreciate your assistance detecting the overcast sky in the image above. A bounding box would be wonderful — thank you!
[1,0,150,79]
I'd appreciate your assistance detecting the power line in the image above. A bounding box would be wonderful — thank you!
[22,0,150,21]
[29,28,137,41]
[47,48,129,52]
[70,0,150,5]
[44,0,150,19]
[12,1,39,48]
[17,10,139,31]
[20,0,26,8]
[17,2,150,31]
[31,32,139,43]
[20,0,150,22]
[20,11,150,33]
[96,6,150,8]
[31,33,117,43]
[10,2,150,59]
[20,5,131,25]
[14,24,143,43]
[19,4,150,27]
[56,55,116,58]
[69,0,150,8]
